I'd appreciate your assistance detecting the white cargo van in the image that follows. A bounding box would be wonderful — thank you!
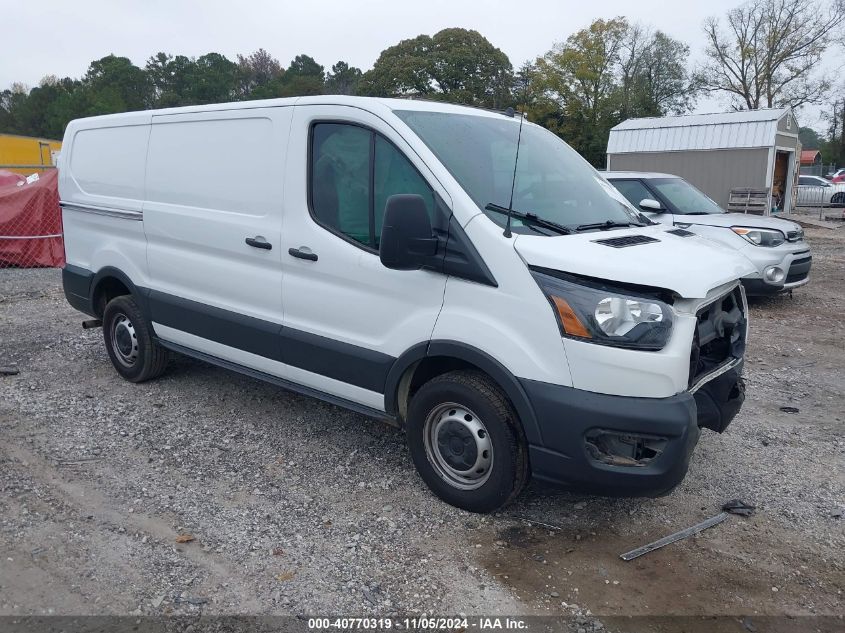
[59,97,754,512]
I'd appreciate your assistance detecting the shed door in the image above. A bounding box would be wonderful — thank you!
[772,151,790,213]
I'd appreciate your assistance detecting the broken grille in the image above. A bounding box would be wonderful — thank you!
[689,286,747,388]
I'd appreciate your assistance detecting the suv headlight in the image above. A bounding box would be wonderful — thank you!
[731,227,785,247]
[531,269,674,351]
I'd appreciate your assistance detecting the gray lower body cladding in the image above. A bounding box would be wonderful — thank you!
[522,363,744,496]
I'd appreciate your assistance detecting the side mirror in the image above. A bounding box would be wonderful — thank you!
[639,198,664,212]
[379,194,438,270]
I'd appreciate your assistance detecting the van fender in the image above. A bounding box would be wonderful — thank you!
[89,265,150,316]
[384,340,543,446]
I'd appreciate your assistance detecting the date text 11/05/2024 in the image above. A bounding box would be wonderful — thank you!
[307,617,529,630]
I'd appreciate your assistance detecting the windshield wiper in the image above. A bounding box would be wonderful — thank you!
[574,220,642,232]
[484,203,572,235]
[683,212,712,215]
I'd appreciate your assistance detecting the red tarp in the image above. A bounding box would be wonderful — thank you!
[0,170,25,187]
[0,170,64,268]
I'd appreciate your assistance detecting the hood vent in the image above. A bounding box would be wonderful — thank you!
[667,228,695,237]
[593,235,660,248]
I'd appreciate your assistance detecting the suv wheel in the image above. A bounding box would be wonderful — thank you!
[102,295,168,382]
[406,370,528,513]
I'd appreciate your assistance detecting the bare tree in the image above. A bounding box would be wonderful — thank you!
[700,0,845,109]
[235,48,283,97]
[618,23,651,119]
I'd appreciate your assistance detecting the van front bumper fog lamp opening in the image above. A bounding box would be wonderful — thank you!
[763,266,786,283]
[585,430,668,467]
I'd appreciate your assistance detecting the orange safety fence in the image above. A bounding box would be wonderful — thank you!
[0,169,64,268]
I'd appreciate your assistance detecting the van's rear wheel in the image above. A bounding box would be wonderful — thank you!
[102,295,168,382]
[406,370,528,513]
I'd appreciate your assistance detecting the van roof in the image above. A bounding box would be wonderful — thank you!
[69,95,513,125]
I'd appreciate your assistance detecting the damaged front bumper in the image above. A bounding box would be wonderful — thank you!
[524,285,748,496]
[522,363,744,496]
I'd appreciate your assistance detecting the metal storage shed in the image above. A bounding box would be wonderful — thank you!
[606,108,800,215]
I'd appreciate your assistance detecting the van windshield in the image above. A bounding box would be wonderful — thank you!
[394,110,642,234]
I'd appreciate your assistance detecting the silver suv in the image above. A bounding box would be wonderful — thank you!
[606,172,811,296]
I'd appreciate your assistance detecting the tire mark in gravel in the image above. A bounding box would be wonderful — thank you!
[1,434,265,613]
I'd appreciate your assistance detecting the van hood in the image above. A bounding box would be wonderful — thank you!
[513,224,755,299]
[677,213,802,233]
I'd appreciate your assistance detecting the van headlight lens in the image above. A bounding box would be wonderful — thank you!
[531,270,673,351]
[731,227,785,247]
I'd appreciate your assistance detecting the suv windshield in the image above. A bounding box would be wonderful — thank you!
[394,110,641,234]
[649,178,725,215]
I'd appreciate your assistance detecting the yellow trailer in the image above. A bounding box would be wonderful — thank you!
[0,133,62,175]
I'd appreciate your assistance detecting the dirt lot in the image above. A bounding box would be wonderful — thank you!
[1,228,843,631]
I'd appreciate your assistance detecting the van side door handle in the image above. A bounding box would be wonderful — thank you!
[245,236,272,250]
[288,247,318,261]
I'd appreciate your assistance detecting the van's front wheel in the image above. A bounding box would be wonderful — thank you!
[102,295,168,383]
[406,371,528,513]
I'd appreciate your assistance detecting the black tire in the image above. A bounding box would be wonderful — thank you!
[102,295,168,383]
[406,370,529,513]
[832,192,845,207]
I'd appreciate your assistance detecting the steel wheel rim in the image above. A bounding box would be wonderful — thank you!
[111,313,139,367]
[423,402,493,490]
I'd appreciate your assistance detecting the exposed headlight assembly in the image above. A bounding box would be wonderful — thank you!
[731,227,785,247]
[531,269,674,351]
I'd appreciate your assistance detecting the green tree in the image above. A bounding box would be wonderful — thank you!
[325,61,362,95]
[359,28,513,108]
[0,84,33,135]
[532,18,696,165]
[0,77,87,138]
[799,125,822,148]
[621,30,695,118]
[84,55,150,114]
[146,53,197,107]
[358,35,433,97]
[534,18,629,165]
[187,53,238,104]
[278,54,325,96]
[42,78,89,137]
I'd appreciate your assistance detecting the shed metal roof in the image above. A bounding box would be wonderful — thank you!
[607,108,791,154]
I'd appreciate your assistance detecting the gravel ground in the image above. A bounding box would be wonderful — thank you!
[0,228,843,631]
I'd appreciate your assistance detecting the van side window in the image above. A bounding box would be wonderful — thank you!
[310,123,433,250]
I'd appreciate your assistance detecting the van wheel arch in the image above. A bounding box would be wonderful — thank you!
[386,341,542,446]
[91,268,143,318]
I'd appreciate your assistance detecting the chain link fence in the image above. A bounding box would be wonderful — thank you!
[799,163,838,178]
[0,168,64,269]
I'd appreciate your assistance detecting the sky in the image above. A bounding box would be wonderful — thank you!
[1,0,838,130]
